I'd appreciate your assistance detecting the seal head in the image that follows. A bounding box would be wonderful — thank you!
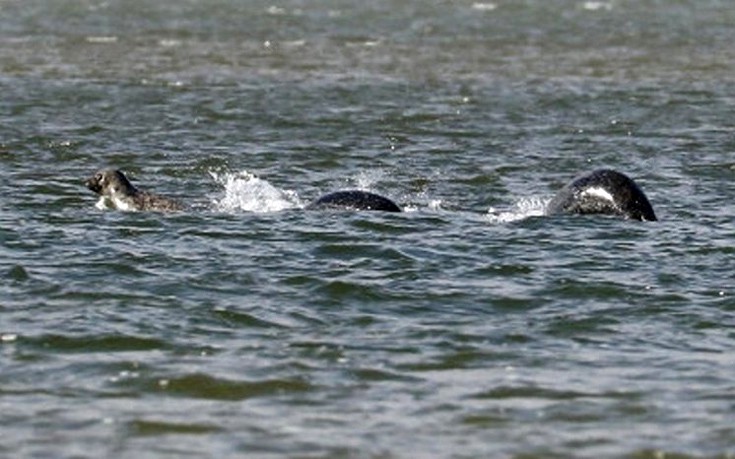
[306,190,401,212]
[85,168,183,212]
[546,169,657,221]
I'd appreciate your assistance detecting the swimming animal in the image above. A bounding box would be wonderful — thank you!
[306,190,401,212]
[545,169,657,221]
[85,169,183,212]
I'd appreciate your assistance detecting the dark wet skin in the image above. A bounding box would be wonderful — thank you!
[546,169,657,221]
[306,190,401,212]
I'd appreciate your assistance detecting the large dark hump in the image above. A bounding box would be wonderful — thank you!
[306,190,401,212]
[546,169,657,221]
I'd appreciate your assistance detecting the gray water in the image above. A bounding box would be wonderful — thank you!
[1,1,735,457]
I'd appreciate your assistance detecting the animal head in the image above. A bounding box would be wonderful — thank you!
[85,169,136,196]
[546,169,657,222]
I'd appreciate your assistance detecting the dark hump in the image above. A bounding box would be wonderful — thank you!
[546,169,657,221]
[306,190,401,212]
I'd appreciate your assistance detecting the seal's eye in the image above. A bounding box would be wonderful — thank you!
[96,173,104,183]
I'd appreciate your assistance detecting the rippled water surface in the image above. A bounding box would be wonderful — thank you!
[1,1,734,457]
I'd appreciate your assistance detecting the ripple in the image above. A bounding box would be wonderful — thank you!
[151,373,313,401]
[3,2,735,456]
[211,307,289,329]
[125,419,222,436]
[24,334,169,353]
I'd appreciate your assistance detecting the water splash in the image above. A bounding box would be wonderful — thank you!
[390,198,440,213]
[486,196,550,223]
[209,170,302,213]
[582,1,613,12]
[352,170,386,190]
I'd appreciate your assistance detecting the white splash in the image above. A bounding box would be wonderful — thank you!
[210,170,302,213]
[472,3,497,11]
[428,199,444,210]
[352,170,385,190]
[85,36,118,44]
[486,196,550,223]
[582,1,613,11]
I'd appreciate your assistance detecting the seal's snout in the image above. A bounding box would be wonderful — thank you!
[84,168,181,212]
[85,174,103,194]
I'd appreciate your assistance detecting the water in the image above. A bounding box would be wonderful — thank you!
[1,0,735,457]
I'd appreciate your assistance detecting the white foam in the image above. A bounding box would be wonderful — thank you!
[85,36,118,44]
[582,1,613,11]
[472,3,497,12]
[266,6,286,15]
[210,170,302,213]
[486,196,550,223]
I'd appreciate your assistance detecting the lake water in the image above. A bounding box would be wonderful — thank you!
[1,1,734,457]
